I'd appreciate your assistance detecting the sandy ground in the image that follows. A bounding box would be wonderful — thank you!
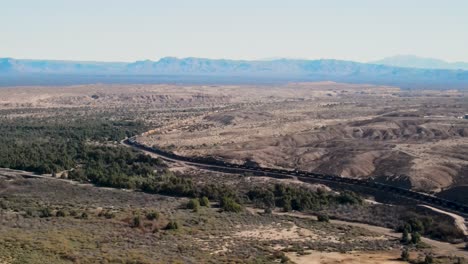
[286,250,407,264]
[235,223,320,242]
[246,208,468,259]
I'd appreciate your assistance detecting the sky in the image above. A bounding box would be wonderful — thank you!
[1,0,467,62]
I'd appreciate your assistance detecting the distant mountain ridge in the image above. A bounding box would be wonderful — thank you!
[1,57,468,89]
[0,58,127,74]
[372,55,468,70]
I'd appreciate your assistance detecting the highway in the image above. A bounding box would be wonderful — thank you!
[124,137,468,217]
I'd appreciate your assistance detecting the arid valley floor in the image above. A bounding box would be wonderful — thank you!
[0,82,467,263]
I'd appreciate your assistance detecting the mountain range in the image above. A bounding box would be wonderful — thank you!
[1,56,468,89]
[372,55,468,71]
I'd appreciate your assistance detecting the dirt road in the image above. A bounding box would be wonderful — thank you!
[247,208,468,259]
[420,205,468,236]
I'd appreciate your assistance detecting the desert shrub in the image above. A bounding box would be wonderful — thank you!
[220,196,242,213]
[146,211,159,221]
[401,248,410,261]
[425,221,465,241]
[399,213,465,243]
[405,218,425,233]
[282,198,292,212]
[247,188,275,208]
[141,174,196,197]
[264,207,272,214]
[411,231,421,244]
[106,211,115,219]
[273,251,290,263]
[199,184,238,200]
[317,214,330,222]
[199,196,210,207]
[335,191,363,205]
[424,254,434,264]
[80,212,88,219]
[401,228,410,244]
[0,200,7,210]
[131,215,142,228]
[280,255,289,264]
[39,207,53,218]
[69,210,78,217]
[187,198,200,212]
[56,210,66,217]
[248,184,363,213]
[100,211,115,219]
[165,220,179,230]
[24,209,35,218]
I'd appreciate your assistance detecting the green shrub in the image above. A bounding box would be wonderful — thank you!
[248,184,364,213]
[146,211,159,221]
[411,231,421,244]
[282,199,292,212]
[131,216,142,228]
[187,198,200,212]
[80,212,88,219]
[317,214,330,222]
[56,210,66,217]
[401,248,410,261]
[24,209,35,218]
[199,196,210,207]
[399,215,464,242]
[401,228,410,244]
[102,211,115,219]
[424,254,434,264]
[0,200,7,210]
[336,191,363,205]
[165,220,179,230]
[247,188,275,208]
[39,207,53,218]
[220,196,242,213]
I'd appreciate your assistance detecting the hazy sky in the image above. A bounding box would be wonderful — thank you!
[1,0,467,62]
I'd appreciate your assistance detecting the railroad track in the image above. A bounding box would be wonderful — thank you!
[124,138,468,217]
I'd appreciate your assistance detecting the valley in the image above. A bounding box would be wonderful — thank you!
[0,82,467,263]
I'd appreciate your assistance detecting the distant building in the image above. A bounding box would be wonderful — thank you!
[465,114,468,119]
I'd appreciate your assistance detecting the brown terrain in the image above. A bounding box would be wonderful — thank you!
[1,82,467,198]
[1,83,468,263]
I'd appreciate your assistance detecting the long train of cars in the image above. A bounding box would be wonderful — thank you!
[125,137,468,216]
